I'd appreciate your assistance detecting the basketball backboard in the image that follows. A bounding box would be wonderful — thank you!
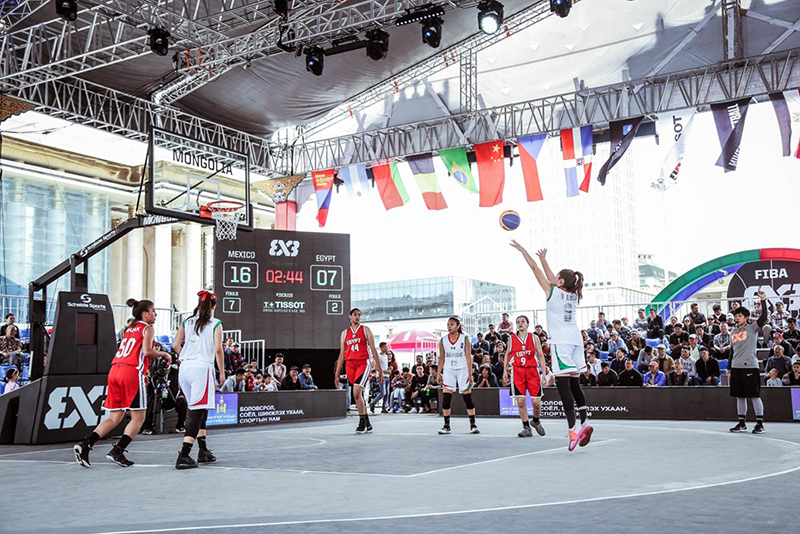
[146,127,253,231]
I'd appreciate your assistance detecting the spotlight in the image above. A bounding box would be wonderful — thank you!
[478,1,504,35]
[148,28,170,56]
[305,46,324,76]
[421,17,443,48]
[550,0,572,18]
[396,4,445,26]
[365,29,389,61]
[55,0,77,22]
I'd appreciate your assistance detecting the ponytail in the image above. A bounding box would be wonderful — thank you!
[191,290,216,335]
[126,298,154,321]
[558,269,584,303]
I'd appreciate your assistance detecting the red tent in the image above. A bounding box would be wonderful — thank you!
[387,330,438,353]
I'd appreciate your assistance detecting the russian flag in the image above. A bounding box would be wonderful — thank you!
[311,169,334,227]
[517,134,547,202]
[560,125,594,196]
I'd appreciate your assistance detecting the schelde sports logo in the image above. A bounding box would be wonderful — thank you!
[268,239,299,257]
[81,294,91,304]
[67,294,107,311]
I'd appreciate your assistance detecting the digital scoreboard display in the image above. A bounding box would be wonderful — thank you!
[214,229,350,349]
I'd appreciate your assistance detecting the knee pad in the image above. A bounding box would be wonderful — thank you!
[569,376,586,407]
[199,409,208,430]
[442,392,453,411]
[463,393,475,410]
[185,410,202,439]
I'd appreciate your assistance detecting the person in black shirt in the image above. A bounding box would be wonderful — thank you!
[473,333,490,355]
[668,324,689,357]
[785,362,800,385]
[282,366,302,390]
[596,362,618,387]
[618,359,643,387]
[646,309,664,339]
[783,318,800,346]
[694,348,720,386]
[609,348,628,374]
[684,303,707,329]
[0,314,19,339]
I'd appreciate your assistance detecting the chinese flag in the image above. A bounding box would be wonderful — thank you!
[474,140,505,207]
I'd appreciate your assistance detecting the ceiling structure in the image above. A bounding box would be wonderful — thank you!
[2,0,800,176]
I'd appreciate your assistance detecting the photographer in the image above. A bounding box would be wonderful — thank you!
[143,350,187,435]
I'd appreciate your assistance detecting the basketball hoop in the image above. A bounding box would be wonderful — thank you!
[206,201,244,240]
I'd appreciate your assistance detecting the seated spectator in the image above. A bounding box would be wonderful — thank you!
[533,324,548,339]
[684,303,707,329]
[253,373,264,391]
[596,361,619,386]
[389,369,408,413]
[473,333,490,355]
[606,331,626,354]
[425,364,440,409]
[0,314,19,338]
[585,342,600,360]
[633,308,649,336]
[267,354,287,388]
[783,317,800,345]
[770,301,791,333]
[299,364,317,390]
[609,348,628,374]
[247,359,261,376]
[642,360,666,387]
[713,323,732,362]
[540,338,552,369]
[647,308,664,339]
[667,363,689,386]
[497,313,513,344]
[753,300,772,345]
[708,304,725,335]
[228,343,245,371]
[409,365,429,412]
[765,345,793,379]
[637,345,654,373]
[783,361,800,385]
[493,352,508,387]
[282,366,302,390]
[675,347,697,382]
[220,368,246,392]
[587,320,602,344]
[117,317,135,343]
[664,316,679,337]
[3,367,20,394]
[244,370,255,392]
[613,320,632,345]
[0,326,23,369]
[586,351,602,376]
[581,330,590,346]
[492,341,506,364]
[579,367,597,387]
[262,374,278,392]
[694,326,713,353]
[766,368,782,387]
[693,348,720,386]
[476,364,499,388]
[368,370,382,411]
[768,333,796,358]
[617,359,643,387]
[630,332,646,353]
[652,344,676,376]
[596,312,610,337]
[669,324,689,357]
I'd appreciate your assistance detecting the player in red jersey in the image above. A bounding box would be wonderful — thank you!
[504,315,549,437]
[74,298,171,467]
[334,308,381,433]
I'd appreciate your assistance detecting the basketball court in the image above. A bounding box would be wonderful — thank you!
[3,415,799,533]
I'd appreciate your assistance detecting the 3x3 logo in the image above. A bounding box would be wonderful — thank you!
[269,239,300,257]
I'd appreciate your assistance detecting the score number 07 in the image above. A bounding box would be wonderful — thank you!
[310,265,344,291]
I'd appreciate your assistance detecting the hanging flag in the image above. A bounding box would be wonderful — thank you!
[293,179,314,214]
[560,125,593,196]
[474,140,505,207]
[516,134,547,202]
[438,147,479,193]
[311,169,335,227]
[252,174,305,203]
[712,98,752,173]
[371,162,409,210]
[784,89,800,158]
[275,201,297,231]
[407,154,447,210]
[339,164,370,199]
[597,117,643,186]
[770,90,800,158]
[658,109,696,181]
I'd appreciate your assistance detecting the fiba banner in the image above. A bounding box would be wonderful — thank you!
[726,260,800,315]
[658,109,696,181]
[712,98,752,173]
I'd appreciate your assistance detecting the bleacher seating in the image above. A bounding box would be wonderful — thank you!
[599,351,609,360]
[645,338,660,348]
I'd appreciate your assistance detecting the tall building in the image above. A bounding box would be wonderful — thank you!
[518,143,641,306]
[638,253,678,294]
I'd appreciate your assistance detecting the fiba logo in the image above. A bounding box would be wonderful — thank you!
[80,294,92,304]
[269,239,300,257]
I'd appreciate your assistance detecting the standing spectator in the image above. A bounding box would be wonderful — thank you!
[713,323,733,362]
[675,347,697,382]
[636,345,654,373]
[667,363,689,386]
[596,362,618,387]
[652,345,676,376]
[610,348,628,374]
[579,368,597,387]
[633,309,649,336]
[587,320,602,344]
[282,366,302,390]
[617,359,643,387]
[497,313,513,344]
[476,365,499,388]
[388,352,398,373]
[783,318,800,346]
[299,364,317,390]
[0,326,23,369]
[684,303,707,329]
[0,314,19,338]
[425,364,440,409]
[694,348,721,386]
[374,343,391,413]
[473,333,490,355]
[664,316,679,337]
[770,301,791,333]
[765,345,793,379]
[643,361,666,387]
[783,361,800,385]
[668,324,689,357]
[267,354,287,388]
[765,369,782,387]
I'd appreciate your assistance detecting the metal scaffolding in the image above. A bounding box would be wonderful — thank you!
[722,0,744,60]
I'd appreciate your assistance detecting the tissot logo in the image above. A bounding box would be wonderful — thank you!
[43,386,107,430]
[269,239,300,257]
[80,294,92,304]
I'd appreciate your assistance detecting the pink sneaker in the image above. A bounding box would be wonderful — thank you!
[568,429,580,451]
[578,425,594,447]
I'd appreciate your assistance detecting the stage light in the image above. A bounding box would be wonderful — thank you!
[478,1,504,35]
[551,0,572,18]
[148,28,170,56]
[55,0,77,22]
[396,4,445,26]
[305,46,324,76]
[421,17,443,48]
[365,29,389,61]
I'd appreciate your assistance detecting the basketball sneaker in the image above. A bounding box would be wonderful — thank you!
[518,426,533,438]
[73,440,91,468]
[470,425,480,434]
[567,429,580,451]
[752,422,765,434]
[533,421,546,436]
[438,426,451,435]
[175,453,198,470]
[355,421,367,434]
[578,425,594,447]
[729,422,747,433]
[197,448,216,463]
[107,444,134,467]
[365,422,373,433]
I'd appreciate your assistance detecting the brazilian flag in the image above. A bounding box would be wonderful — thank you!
[438,147,479,194]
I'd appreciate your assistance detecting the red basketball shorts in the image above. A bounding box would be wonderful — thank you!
[346,359,372,388]
[104,364,147,411]
[510,366,542,398]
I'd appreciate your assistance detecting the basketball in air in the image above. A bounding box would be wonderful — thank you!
[500,210,521,231]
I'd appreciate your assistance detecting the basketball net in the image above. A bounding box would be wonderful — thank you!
[207,201,243,240]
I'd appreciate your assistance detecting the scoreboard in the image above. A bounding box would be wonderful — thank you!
[214,229,350,349]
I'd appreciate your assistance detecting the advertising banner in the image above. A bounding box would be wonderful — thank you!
[207,394,239,427]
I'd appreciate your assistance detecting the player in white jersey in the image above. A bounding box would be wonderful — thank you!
[511,242,594,451]
[437,317,479,435]
[172,290,225,469]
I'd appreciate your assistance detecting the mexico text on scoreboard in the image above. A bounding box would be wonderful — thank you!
[214,229,350,349]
